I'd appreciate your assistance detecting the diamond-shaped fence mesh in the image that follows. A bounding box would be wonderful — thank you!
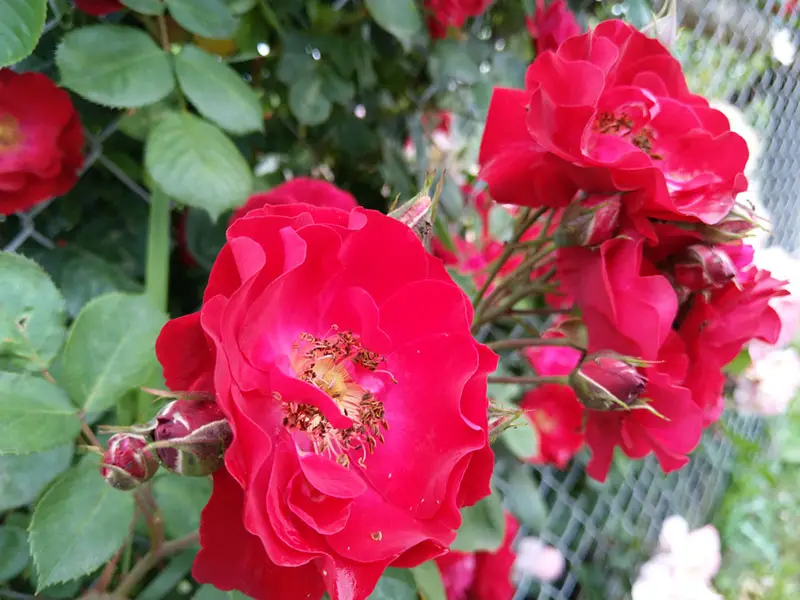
[1,1,796,599]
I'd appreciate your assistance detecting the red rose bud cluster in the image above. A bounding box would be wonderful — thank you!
[479,19,791,481]
[154,203,496,600]
[151,400,233,477]
[101,433,158,491]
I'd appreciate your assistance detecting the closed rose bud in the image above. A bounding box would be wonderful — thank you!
[569,354,647,411]
[697,204,762,243]
[101,433,158,491]
[556,194,622,247]
[151,400,233,477]
[389,191,434,251]
[673,244,737,291]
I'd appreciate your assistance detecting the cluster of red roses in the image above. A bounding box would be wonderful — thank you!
[476,19,789,480]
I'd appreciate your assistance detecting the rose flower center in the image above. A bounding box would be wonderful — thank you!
[281,329,391,469]
[593,111,662,159]
[0,114,22,150]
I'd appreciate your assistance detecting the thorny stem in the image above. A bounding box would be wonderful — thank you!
[472,207,540,310]
[486,337,580,351]
[487,375,569,385]
[114,531,200,598]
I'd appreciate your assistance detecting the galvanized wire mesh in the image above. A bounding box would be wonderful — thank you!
[2,2,796,600]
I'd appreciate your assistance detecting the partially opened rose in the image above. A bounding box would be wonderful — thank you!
[480,20,748,224]
[156,203,497,600]
[0,70,84,215]
[425,0,494,39]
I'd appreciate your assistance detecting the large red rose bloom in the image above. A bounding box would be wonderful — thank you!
[436,513,519,600]
[73,0,123,16]
[480,20,748,224]
[157,204,497,600]
[230,177,358,224]
[0,71,84,215]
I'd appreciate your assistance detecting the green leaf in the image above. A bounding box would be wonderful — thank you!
[0,374,81,455]
[428,41,481,86]
[165,0,239,39]
[320,70,355,105]
[30,455,135,591]
[365,0,421,50]
[411,561,447,600]
[146,112,253,220]
[500,414,539,461]
[368,568,418,600]
[0,445,74,511]
[0,0,46,68]
[60,293,167,413]
[152,476,211,539]
[451,488,506,553]
[288,74,332,126]
[193,585,254,599]
[185,207,228,270]
[504,463,548,533]
[56,25,174,108]
[175,44,263,135]
[0,525,30,582]
[0,252,66,372]
[121,0,165,14]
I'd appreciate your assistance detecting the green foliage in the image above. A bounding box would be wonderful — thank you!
[56,25,175,108]
[365,0,422,50]
[367,568,419,600]
[29,455,135,590]
[152,475,212,539]
[0,252,66,372]
[121,0,166,15]
[174,44,264,135]
[0,525,30,582]
[411,561,447,600]
[165,0,239,39]
[0,374,81,454]
[0,445,74,511]
[60,293,167,413]
[145,112,253,220]
[451,487,507,553]
[0,0,46,67]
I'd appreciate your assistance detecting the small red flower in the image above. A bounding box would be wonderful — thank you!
[156,204,497,600]
[480,20,748,225]
[436,513,519,600]
[230,178,357,224]
[520,384,584,469]
[680,267,788,422]
[73,0,123,16]
[0,71,84,215]
[101,433,158,491]
[424,0,494,39]
[526,0,581,55]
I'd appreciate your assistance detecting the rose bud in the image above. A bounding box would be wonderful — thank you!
[100,433,159,491]
[556,193,622,247]
[389,188,435,251]
[697,204,763,243]
[673,244,737,291]
[150,400,233,477]
[569,354,647,411]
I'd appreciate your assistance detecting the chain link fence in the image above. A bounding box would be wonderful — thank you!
[2,1,797,599]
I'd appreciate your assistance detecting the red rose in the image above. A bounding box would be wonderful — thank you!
[583,332,704,481]
[425,0,494,39]
[480,20,749,224]
[0,71,84,215]
[230,177,357,224]
[680,267,788,422]
[436,513,519,600]
[156,204,497,600]
[523,324,582,377]
[558,235,677,361]
[526,0,581,55]
[520,384,584,469]
[73,0,123,15]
